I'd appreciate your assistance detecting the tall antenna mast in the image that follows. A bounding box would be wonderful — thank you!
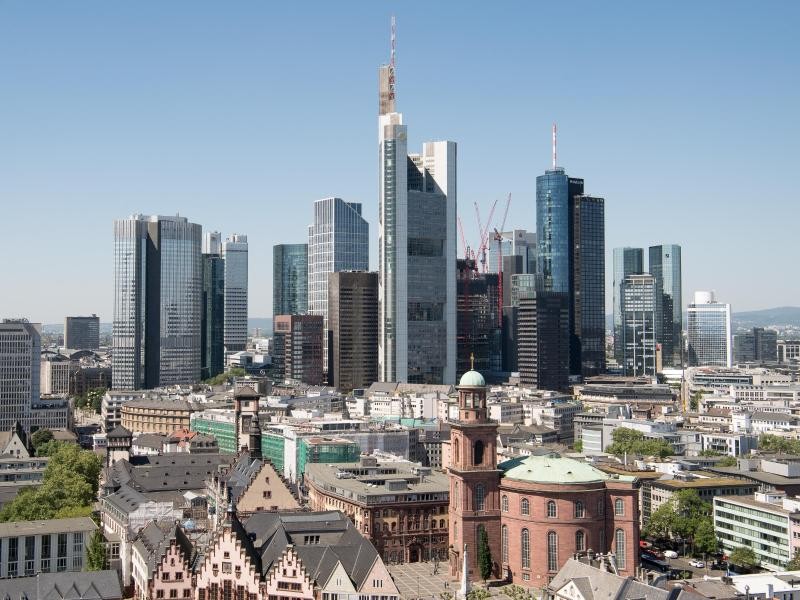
[552,122,557,169]
[389,15,396,103]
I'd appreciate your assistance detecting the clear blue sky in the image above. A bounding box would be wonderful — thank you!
[1,1,798,324]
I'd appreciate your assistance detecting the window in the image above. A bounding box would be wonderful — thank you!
[41,534,52,572]
[547,500,557,518]
[502,495,508,512]
[521,498,530,516]
[597,499,604,516]
[574,501,585,518]
[615,529,626,569]
[614,498,624,516]
[474,440,484,465]
[547,532,558,572]
[576,530,585,552]
[521,529,530,569]
[501,525,509,564]
[454,482,460,510]
[170,591,178,599]
[157,592,165,599]
[474,484,486,511]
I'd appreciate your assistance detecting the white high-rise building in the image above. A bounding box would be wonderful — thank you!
[687,290,732,368]
[223,234,248,353]
[0,319,41,431]
[203,231,221,255]
[377,43,456,384]
[307,198,369,378]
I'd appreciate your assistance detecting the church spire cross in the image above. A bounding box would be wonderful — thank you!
[470,352,475,370]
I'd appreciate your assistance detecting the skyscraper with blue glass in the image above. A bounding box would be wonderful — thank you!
[273,244,308,317]
[536,168,605,377]
[613,247,645,363]
[648,244,682,368]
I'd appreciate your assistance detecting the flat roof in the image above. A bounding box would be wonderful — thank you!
[715,495,799,515]
[0,517,97,538]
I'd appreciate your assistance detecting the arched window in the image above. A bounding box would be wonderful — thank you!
[614,498,624,516]
[474,484,486,511]
[474,440,484,465]
[382,523,388,533]
[521,529,530,569]
[391,522,396,531]
[454,482,460,509]
[521,498,530,516]
[574,500,585,518]
[502,525,509,564]
[547,500,557,518]
[575,530,585,552]
[547,531,558,572]
[454,521,458,543]
[454,442,460,464]
[615,529,626,569]
[502,495,509,512]
[439,519,445,528]
[598,499,604,516]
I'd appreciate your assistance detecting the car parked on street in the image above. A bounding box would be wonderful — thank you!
[664,550,679,559]
[689,560,705,568]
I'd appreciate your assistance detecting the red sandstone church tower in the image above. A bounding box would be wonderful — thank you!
[448,364,502,581]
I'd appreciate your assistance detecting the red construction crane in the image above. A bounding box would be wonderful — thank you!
[457,216,468,260]
[474,198,498,273]
[493,193,512,327]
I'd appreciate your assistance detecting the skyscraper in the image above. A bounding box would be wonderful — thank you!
[612,248,644,363]
[64,315,100,350]
[272,244,308,317]
[201,251,225,380]
[687,291,732,367]
[308,198,369,377]
[649,244,682,368]
[734,327,777,364]
[456,259,501,375]
[273,314,323,385]
[0,319,40,431]
[488,229,536,275]
[223,234,248,353]
[620,274,657,376]
[516,290,570,390]
[378,40,456,384]
[328,271,378,391]
[536,161,605,377]
[112,214,202,390]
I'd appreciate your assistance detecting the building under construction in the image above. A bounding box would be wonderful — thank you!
[457,259,502,376]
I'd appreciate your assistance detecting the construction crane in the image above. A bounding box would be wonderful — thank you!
[492,193,512,327]
[457,216,469,260]
[474,198,498,273]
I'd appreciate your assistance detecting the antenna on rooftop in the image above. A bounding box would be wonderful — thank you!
[389,15,396,103]
[552,122,557,169]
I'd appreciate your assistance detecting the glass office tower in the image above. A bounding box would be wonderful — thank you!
[273,244,308,317]
[308,197,369,376]
[536,169,605,376]
[687,291,732,367]
[112,214,202,390]
[201,253,225,380]
[649,244,682,368]
[621,274,657,376]
[223,234,248,353]
[612,248,644,363]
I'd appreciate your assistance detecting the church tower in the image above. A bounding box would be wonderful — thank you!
[448,362,501,582]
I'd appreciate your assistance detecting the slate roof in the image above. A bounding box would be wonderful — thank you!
[132,520,198,580]
[106,425,132,439]
[133,433,166,450]
[106,453,232,493]
[0,570,122,599]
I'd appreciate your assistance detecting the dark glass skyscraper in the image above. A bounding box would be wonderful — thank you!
[648,245,682,368]
[536,168,605,377]
[201,253,225,380]
[612,248,645,363]
[273,244,308,317]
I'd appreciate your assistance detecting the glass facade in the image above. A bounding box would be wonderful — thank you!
[621,274,657,376]
[612,247,644,363]
[272,244,308,316]
[687,291,732,367]
[649,244,682,367]
[201,253,225,380]
[0,320,40,431]
[113,215,202,389]
[307,197,369,375]
[223,234,248,353]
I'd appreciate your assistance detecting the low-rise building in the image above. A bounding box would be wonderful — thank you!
[121,397,197,435]
[102,390,146,432]
[0,570,122,600]
[650,471,758,515]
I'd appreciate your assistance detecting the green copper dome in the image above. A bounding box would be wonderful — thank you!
[459,369,486,387]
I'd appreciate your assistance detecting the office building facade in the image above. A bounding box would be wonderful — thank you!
[612,248,644,363]
[687,291,732,368]
[536,169,605,377]
[488,229,536,275]
[649,244,682,368]
[112,214,202,390]
[328,271,378,392]
[64,315,100,351]
[222,234,248,353]
[378,63,456,385]
[620,274,657,376]
[201,252,225,380]
[517,291,570,390]
[734,327,778,363]
[308,198,369,377]
[457,259,501,375]
[272,244,308,317]
[0,319,41,431]
[273,314,323,385]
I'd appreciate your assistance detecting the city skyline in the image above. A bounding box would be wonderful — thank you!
[2,2,798,323]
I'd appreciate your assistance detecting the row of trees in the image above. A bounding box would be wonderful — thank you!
[74,387,106,413]
[203,367,246,386]
[644,489,717,557]
[758,434,800,455]
[0,442,102,522]
[606,427,673,459]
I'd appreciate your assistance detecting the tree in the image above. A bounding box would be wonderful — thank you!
[204,367,246,386]
[606,427,673,459]
[573,439,583,452]
[693,518,718,556]
[477,527,492,582]
[788,548,800,571]
[759,434,800,455]
[717,456,738,467]
[86,530,108,571]
[729,546,758,571]
[467,590,491,600]
[644,502,677,540]
[31,428,53,451]
[86,387,106,414]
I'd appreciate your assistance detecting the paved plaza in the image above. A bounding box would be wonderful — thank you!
[387,562,531,600]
